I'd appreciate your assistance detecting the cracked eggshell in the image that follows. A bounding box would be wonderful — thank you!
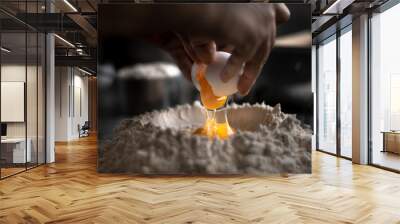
[191,51,243,97]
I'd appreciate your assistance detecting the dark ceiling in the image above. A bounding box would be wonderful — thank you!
[0,0,389,73]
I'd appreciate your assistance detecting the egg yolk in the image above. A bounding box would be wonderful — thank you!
[193,114,234,140]
[196,64,227,110]
[193,64,234,140]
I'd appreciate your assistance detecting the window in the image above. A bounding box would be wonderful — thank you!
[370,3,400,171]
[339,27,352,158]
[317,36,337,154]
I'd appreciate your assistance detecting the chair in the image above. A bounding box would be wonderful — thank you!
[78,121,90,138]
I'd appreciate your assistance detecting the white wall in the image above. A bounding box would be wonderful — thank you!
[55,66,70,141]
[1,63,46,164]
[71,73,89,138]
[1,65,39,137]
[55,66,89,141]
[1,82,25,122]
[1,65,26,137]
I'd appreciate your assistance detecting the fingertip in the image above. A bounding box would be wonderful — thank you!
[203,49,216,64]
[238,89,250,96]
[237,84,250,96]
[192,41,216,64]
[275,3,290,24]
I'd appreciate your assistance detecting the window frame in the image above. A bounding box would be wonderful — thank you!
[315,21,353,161]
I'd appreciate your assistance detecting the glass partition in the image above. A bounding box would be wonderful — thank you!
[27,30,38,169]
[0,1,46,179]
[1,31,28,177]
[26,0,45,169]
[339,27,352,158]
[317,35,337,154]
[370,3,400,171]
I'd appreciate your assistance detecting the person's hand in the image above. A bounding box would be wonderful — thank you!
[176,4,290,95]
[146,4,290,95]
[160,34,217,81]
[218,4,290,95]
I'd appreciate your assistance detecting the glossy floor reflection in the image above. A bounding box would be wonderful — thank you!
[0,134,399,223]
[372,150,400,171]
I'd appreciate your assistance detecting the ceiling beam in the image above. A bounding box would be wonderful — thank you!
[67,13,97,46]
[55,55,96,71]
[322,0,356,15]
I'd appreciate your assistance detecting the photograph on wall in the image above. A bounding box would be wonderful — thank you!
[97,3,312,175]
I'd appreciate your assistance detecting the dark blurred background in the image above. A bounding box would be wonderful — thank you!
[98,4,312,140]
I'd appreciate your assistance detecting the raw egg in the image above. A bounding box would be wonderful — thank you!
[195,63,227,110]
[191,52,239,139]
[191,51,243,97]
[193,110,234,140]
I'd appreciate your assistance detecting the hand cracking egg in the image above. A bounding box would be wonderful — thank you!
[191,51,243,97]
[191,51,241,139]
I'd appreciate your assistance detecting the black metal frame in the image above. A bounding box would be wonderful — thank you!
[315,44,319,152]
[25,2,28,172]
[367,11,373,166]
[336,28,341,158]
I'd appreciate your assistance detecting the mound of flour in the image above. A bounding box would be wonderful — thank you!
[99,103,311,174]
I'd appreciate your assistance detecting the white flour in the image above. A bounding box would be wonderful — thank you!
[99,102,311,174]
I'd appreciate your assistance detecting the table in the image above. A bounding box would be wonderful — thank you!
[1,138,31,163]
[382,131,400,154]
